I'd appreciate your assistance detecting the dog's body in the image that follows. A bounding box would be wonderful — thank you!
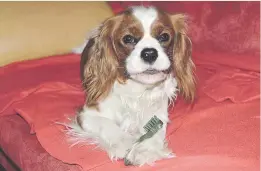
[68,6,195,166]
[71,76,177,164]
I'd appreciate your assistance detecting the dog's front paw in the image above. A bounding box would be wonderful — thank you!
[107,136,135,161]
[124,142,174,166]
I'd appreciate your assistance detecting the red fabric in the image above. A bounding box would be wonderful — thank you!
[193,51,260,72]
[0,149,17,171]
[203,69,260,103]
[0,54,259,171]
[108,2,260,71]
[0,115,81,171]
[0,54,81,116]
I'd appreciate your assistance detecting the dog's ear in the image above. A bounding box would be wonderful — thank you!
[170,14,196,101]
[80,18,119,108]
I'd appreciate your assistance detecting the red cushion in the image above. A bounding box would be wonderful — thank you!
[0,115,81,171]
[0,54,259,170]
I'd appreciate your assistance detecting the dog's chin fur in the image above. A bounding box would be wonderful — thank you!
[66,74,177,165]
[130,72,168,85]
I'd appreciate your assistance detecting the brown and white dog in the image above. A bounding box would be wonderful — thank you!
[69,6,195,166]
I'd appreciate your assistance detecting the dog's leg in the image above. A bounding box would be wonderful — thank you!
[70,109,135,160]
[124,122,174,166]
[124,101,174,166]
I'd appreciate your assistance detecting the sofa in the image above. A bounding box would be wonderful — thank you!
[0,2,259,171]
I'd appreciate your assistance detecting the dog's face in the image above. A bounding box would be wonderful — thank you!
[112,7,174,85]
[81,6,195,107]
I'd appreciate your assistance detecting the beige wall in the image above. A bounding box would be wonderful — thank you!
[0,2,113,66]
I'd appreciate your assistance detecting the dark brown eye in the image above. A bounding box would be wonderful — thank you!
[123,35,136,44]
[157,33,170,42]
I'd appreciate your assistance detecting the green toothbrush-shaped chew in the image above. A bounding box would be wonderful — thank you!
[124,116,163,166]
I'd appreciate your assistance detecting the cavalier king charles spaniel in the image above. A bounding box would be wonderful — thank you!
[69,6,195,166]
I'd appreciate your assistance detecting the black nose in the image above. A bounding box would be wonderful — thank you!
[141,48,158,64]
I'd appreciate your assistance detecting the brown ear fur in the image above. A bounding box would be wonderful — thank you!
[81,18,120,108]
[171,14,196,101]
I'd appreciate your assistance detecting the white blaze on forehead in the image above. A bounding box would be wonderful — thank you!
[132,6,158,36]
[126,6,171,84]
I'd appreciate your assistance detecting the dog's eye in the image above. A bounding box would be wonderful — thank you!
[157,33,170,42]
[123,35,136,44]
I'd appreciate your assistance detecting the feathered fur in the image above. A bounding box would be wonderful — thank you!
[65,6,196,166]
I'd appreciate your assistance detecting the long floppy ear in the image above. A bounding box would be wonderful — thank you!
[171,14,196,101]
[80,19,119,108]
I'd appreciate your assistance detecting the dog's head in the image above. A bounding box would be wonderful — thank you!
[81,6,195,107]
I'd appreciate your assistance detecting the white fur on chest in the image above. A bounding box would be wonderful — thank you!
[68,74,178,163]
[95,75,178,135]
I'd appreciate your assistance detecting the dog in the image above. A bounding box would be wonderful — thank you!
[68,6,195,166]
